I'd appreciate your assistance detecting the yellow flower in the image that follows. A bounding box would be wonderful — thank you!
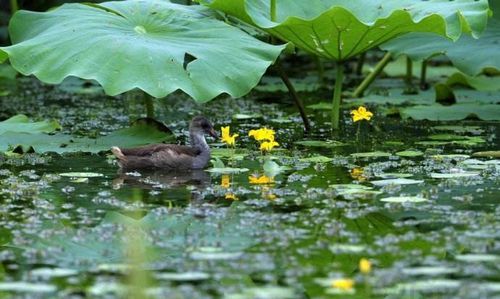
[359,258,372,274]
[331,278,354,291]
[221,126,238,146]
[248,128,275,142]
[248,175,274,185]
[350,167,366,182]
[259,140,279,152]
[221,175,230,189]
[225,193,238,200]
[351,106,373,122]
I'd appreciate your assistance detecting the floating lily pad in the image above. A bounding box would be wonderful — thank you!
[380,196,427,203]
[400,104,500,121]
[0,282,56,293]
[388,279,461,293]
[402,267,459,276]
[206,167,250,174]
[299,155,332,163]
[30,268,79,278]
[472,151,500,158]
[329,244,366,253]
[371,178,424,186]
[225,286,296,299]
[455,254,500,262]
[156,272,210,281]
[430,172,480,179]
[0,114,61,135]
[232,113,263,120]
[377,173,413,179]
[351,151,392,158]
[0,121,175,154]
[263,160,288,177]
[295,140,345,148]
[396,150,424,157]
[307,102,333,110]
[211,148,248,160]
[59,172,104,178]
[433,125,484,134]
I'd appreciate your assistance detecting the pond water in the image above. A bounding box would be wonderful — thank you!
[0,78,499,298]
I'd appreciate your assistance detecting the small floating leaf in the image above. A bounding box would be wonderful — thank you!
[156,272,210,281]
[455,254,500,262]
[299,155,332,163]
[380,196,427,203]
[402,267,459,276]
[472,151,500,158]
[295,140,345,148]
[396,150,424,157]
[351,151,391,158]
[0,282,56,293]
[30,268,79,278]
[206,167,249,174]
[430,172,480,179]
[59,172,104,178]
[371,178,424,186]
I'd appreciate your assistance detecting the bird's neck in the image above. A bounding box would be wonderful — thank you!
[190,131,209,152]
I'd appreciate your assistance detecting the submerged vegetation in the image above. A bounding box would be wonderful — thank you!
[0,0,499,298]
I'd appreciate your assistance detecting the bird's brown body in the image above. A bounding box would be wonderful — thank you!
[111,116,217,170]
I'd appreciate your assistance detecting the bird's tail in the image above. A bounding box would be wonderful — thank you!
[111,146,126,160]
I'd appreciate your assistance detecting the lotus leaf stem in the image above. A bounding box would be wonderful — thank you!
[276,61,311,132]
[420,59,429,90]
[405,56,413,87]
[10,0,18,14]
[356,52,366,76]
[352,52,392,98]
[332,63,344,131]
[270,0,277,21]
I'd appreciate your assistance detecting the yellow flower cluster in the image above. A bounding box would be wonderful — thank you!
[221,126,238,147]
[249,128,279,152]
[351,106,373,122]
[331,278,354,291]
[248,174,274,185]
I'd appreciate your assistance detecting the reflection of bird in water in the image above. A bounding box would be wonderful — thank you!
[111,116,218,170]
[112,169,211,190]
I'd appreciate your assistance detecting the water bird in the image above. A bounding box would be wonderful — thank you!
[111,116,218,170]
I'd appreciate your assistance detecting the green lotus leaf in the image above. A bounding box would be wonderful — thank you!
[381,19,500,76]
[400,103,500,121]
[0,114,61,135]
[0,121,175,154]
[0,1,284,102]
[202,0,490,61]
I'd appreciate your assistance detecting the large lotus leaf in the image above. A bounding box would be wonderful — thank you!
[381,19,500,76]
[201,0,490,61]
[0,121,175,154]
[0,1,284,101]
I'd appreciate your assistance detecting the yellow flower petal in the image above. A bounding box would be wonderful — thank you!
[259,141,279,152]
[248,175,274,185]
[225,193,238,200]
[331,278,354,291]
[359,258,372,274]
[351,106,373,122]
[221,175,230,189]
[221,126,238,147]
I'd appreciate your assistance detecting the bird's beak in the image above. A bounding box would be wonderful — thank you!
[209,128,219,138]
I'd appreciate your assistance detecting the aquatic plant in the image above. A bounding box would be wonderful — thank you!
[200,0,491,130]
[351,106,373,123]
[359,258,372,274]
[249,127,279,153]
[221,126,238,147]
[0,1,284,111]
